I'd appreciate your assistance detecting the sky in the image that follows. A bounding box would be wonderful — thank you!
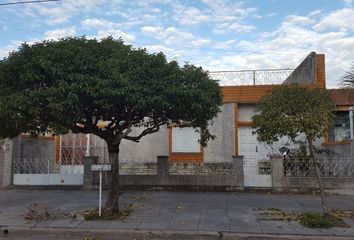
[0,0,353,88]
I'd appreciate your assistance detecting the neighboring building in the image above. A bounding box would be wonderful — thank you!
[327,89,353,143]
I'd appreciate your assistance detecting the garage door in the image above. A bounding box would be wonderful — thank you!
[239,126,272,187]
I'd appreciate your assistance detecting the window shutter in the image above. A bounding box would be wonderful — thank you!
[172,127,200,153]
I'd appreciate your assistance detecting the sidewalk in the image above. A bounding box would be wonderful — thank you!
[1,190,354,239]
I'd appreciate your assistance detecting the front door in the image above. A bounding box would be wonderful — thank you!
[239,126,272,187]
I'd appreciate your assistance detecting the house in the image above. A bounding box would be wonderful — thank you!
[2,51,353,191]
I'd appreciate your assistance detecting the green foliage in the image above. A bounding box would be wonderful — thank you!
[0,37,222,146]
[252,85,335,145]
[300,212,334,228]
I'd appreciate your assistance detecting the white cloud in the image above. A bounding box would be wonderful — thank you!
[143,44,185,61]
[285,15,315,26]
[172,4,210,25]
[213,40,237,50]
[200,0,257,34]
[141,26,210,48]
[214,22,256,34]
[44,27,76,40]
[313,8,354,31]
[81,18,119,29]
[0,49,9,59]
[342,0,353,7]
[265,12,277,17]
[96,29,135,42]
[21,0,108,25]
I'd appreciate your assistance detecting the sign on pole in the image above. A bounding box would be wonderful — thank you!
[91,164,111,216]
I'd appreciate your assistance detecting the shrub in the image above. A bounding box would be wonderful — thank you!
[300,212,334,228]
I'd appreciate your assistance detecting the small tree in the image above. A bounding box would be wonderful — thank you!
[252,85,335,218]
[0,37,222,213]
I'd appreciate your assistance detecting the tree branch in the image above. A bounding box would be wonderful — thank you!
[123,125,160,142]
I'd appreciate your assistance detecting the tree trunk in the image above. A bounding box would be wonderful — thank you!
[308,138,330,219]
[104,144,120,214]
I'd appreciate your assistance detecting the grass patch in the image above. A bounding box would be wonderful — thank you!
[300,212,334,228]
[81,204,136,221]
[257,208,354,229]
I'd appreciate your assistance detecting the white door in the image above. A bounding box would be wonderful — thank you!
[239,126,272,187]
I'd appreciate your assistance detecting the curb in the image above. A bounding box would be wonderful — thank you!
[1,226,354,240]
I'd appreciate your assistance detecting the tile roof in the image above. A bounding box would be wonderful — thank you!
[329,89,354,106]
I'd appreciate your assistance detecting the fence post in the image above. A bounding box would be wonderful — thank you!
[157,156,169,184]
[253,70,256,85]
[232,155,244,186]
[83,156,98,188]
[270,156,284,188]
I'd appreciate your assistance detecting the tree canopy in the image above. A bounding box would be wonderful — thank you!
[252,85,335,145]
[0,36,222,213]
[252,85,336,218]
[0,37,222,147]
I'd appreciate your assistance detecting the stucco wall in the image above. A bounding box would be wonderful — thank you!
[204,103,235,163]
[283,52,316,84]
[119,126,169,163]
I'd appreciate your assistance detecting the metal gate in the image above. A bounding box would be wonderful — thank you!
[13,133,87,185]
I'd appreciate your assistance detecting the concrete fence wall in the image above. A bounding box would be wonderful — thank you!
[83,155,244,190]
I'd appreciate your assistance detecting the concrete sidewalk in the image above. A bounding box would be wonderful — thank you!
[1,190,354,239]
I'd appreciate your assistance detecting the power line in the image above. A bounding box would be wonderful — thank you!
[0,0,62,7]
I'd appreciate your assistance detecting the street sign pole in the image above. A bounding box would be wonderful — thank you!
[91,164,111,217]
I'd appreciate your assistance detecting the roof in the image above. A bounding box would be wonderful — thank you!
[329,89,354,106]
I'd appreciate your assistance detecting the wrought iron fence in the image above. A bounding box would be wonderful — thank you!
[13,158,50,174]
[283,158,354,177]
[13,158,83,174]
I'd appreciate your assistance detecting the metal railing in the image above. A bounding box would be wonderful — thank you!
[13,158,50,174]
[209,69,294,86]
[13,158,83,174]
[283,158,354,177]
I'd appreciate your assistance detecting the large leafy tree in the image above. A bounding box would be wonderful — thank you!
[252,85,335,218]
[0,37,222,213]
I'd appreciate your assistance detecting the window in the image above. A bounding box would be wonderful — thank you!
[172,127,201,153]
[328,111,350,142]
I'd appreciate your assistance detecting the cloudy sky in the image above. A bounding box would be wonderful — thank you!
[0,0,353,88]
